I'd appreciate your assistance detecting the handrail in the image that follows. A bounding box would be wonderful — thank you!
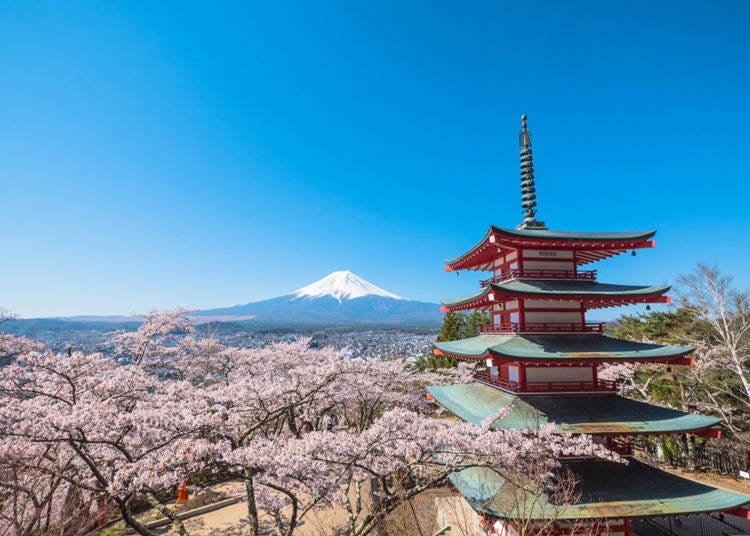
[479,322,605,334]
[475,370,617,393]
[481,269,596,286]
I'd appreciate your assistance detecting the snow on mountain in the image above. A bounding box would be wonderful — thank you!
[187,270,440,326]
[292,271,406,302]
[7,271,441,331]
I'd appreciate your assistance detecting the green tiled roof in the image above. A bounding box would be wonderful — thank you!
[450,458,750,520]
[492,279,670,297]
[445,227,656,266]
[490,226,656,242]
[433,334,693,361]
[441,286,493,307]
[441,280,669,306]
[426,382,720,434]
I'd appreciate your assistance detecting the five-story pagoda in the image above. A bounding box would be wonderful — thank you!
[427,116,750,536]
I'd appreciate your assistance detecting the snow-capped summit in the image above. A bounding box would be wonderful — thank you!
[190,270,439,326]
[292,270,406,302]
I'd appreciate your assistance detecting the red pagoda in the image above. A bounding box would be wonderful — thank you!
[427,115,750,536]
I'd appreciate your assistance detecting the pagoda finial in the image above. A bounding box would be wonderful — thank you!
[517,114,546,229]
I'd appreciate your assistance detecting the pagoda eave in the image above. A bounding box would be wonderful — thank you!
[450,458,750,521]
[445,226,657,271]
[427,383,722,435]
[433,334,694,363]
[440,292,671,314]
[441,280,672,312]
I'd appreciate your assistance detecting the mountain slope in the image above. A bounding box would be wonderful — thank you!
[192,271,441,326]
[293,270,405,301]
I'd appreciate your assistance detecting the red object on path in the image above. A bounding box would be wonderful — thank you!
[176,481,189,504]
[98,498,106,528]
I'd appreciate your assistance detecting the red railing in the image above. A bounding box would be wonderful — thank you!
[480,269,596,286]
[606,437,633,456]
[479,322,605,334]
[474,370,617,393]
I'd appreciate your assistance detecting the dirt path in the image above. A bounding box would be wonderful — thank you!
[659,465,750,495]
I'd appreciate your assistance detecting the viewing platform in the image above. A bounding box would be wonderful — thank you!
[474,369,617,393]
[480,268,596,286]
[479,321,605,334]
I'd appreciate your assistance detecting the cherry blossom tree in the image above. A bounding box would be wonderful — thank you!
[113,308,195,365]
[0,349,215,536]
[1,309,619,536]
[0,309,44,365]
[223,408,616,536]
[0,437,96,536]
[677,264,750,432]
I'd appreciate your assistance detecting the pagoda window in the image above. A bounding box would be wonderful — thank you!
[525,299,580,309]
[521,250,575,276]
[523,249,574,259]
[508,365,520,384]
[524,310,584,324]
[525,366,593,383]
[522,299,585,327]
[505,299,519,311]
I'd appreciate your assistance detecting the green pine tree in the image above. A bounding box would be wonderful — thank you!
[463,310,491,338]
[437,311,465,342]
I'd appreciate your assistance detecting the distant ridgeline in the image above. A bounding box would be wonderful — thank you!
[5,271,443,340]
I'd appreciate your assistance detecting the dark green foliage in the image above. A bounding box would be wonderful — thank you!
[437,311,464,342]
[607,308,709,345]
[608,308,703,408]
[413,352,457,371]
[464,310,491,338]
[437,310,491,342]
[416,310,489,371]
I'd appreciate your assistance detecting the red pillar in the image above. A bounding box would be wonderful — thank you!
[519,363,527,391]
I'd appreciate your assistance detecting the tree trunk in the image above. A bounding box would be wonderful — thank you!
[244,468,259,536]
[144,491,189,536]
[680,434,695,470]
[114,497,158,536]
[369,478,389,536]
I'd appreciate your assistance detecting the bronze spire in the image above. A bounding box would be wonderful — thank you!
[517,114,546,229]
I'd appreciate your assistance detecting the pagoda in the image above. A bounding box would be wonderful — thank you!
[427,115,750,536]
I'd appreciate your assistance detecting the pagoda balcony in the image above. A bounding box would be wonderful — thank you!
[479,321,605,334]
[480,268,596,286]
[474,370,618,394]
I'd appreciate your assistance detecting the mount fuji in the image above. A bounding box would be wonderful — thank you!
[191,271,442,326]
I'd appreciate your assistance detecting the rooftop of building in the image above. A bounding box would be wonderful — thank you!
[441,280,670,309]
[433,333,693,362]
[427,382,719,434]
[450,458,750,520]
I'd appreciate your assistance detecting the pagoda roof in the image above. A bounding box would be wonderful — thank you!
[441,280,671,311]
[426,382,720,434]
[433,334,693,363]
[446,226,656,271]
[450,458,750,520]
[490,226,656,242]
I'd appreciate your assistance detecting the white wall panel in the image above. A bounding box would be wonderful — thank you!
[526,367,593,382]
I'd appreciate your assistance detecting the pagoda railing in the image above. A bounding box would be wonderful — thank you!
[606,437,633,456]
[479,322,605,334]
[480,269,596,286]
[475,370,617,393]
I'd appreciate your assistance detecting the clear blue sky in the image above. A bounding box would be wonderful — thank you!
[2,1,748,318]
